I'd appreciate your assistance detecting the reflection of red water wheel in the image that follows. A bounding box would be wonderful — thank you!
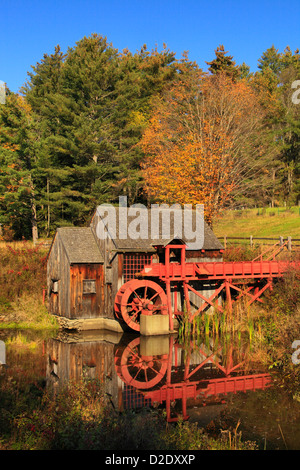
[116,337,168,389]
[114,279,168,332]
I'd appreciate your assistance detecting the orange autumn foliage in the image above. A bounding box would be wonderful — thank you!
[140,72,265,224]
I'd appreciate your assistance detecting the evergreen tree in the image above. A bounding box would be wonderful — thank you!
[24,35,121,232]
[111,44,178,203]
[22,35,178,234]
[277,56,300,205]
[239,62,252,79]
[206,45,240,80]
[252,46,300,206]
[0,91,38,239]
[258,45,282,74]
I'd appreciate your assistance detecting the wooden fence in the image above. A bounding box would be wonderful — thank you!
[218,236,300,250]
[37,236,300,253]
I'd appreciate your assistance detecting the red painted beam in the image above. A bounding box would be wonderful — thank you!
[144,373,272,402]
[138,260,299,281]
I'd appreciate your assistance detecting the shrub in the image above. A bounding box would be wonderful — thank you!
[8,378,259,451]
[0,241,55,327]
[0,242,47,303]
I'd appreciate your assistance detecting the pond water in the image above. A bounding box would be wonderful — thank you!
[1,328,300,450]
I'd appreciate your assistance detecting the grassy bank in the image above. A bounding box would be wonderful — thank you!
[214,206,300,238]
[0,241,58,330]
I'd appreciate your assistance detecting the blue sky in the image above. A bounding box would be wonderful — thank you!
[1,0,299,93]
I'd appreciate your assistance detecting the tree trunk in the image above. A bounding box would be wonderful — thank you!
[29,175,38,244]
[31,201,38,245]
[271,168,276,208]
[46,177,50,238]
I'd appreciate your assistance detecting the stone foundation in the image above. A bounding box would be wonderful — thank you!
[140,313,170,336]
[56,316,125,333]
[55,314,179,335]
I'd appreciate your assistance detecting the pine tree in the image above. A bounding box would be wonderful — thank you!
[23,35,122,232]
[252,46,300,206]
[110,44,178,204]
[277,54,300,205]
[0,91,38,240]
[258,45,282,74]
[206,45,240,80]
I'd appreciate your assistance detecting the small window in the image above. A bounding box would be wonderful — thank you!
[51,280,59,293]
[83,279,96,294]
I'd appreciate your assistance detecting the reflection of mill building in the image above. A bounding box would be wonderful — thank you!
[47,207,224,329]
[46,332,272,423]
[47,331,122,410]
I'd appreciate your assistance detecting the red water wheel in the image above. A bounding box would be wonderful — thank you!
[116,337,168,389]
[114,279,168,332]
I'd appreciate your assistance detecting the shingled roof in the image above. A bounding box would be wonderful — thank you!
[57,227,104,264]
[91,207,223,252]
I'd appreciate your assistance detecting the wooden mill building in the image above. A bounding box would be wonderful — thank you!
[47,207,224,330]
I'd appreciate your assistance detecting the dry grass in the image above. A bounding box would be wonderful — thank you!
[214,207,300,239]
[1,292,58,329]
[0,241,57,329]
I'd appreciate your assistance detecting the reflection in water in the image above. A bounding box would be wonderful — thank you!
[2,328,300,449]
[46,331,272,424]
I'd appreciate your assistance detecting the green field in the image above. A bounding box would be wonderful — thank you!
[214,206,300,239]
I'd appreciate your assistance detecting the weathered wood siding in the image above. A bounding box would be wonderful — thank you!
[90,214,123,318]
[69,263,105,319]
[46,337,119,408]
[47,232,70,316]
[103,254,123,318]
[47,233,105,319]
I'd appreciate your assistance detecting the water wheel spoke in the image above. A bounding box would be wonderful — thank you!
[133,366,144,382]
[137,365,152,384]
[125,301,138,309]
[125,360,160,384]
[148,363,161,375]
[129,287,143,303]
[143,367,149,383]
[126,305,137,314]
[149,291,159,302]
[127,304,142,314]
[121,354,140,368]
[127,347,140,362]
[128,311,140,325]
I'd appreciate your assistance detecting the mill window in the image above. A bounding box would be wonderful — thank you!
[51,280,59,293]
[83,279,96,294]
[123,254,152,283]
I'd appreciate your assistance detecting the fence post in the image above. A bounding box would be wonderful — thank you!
[279,236,284,246]
[287,236,292,252]
[250,235,253,248]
